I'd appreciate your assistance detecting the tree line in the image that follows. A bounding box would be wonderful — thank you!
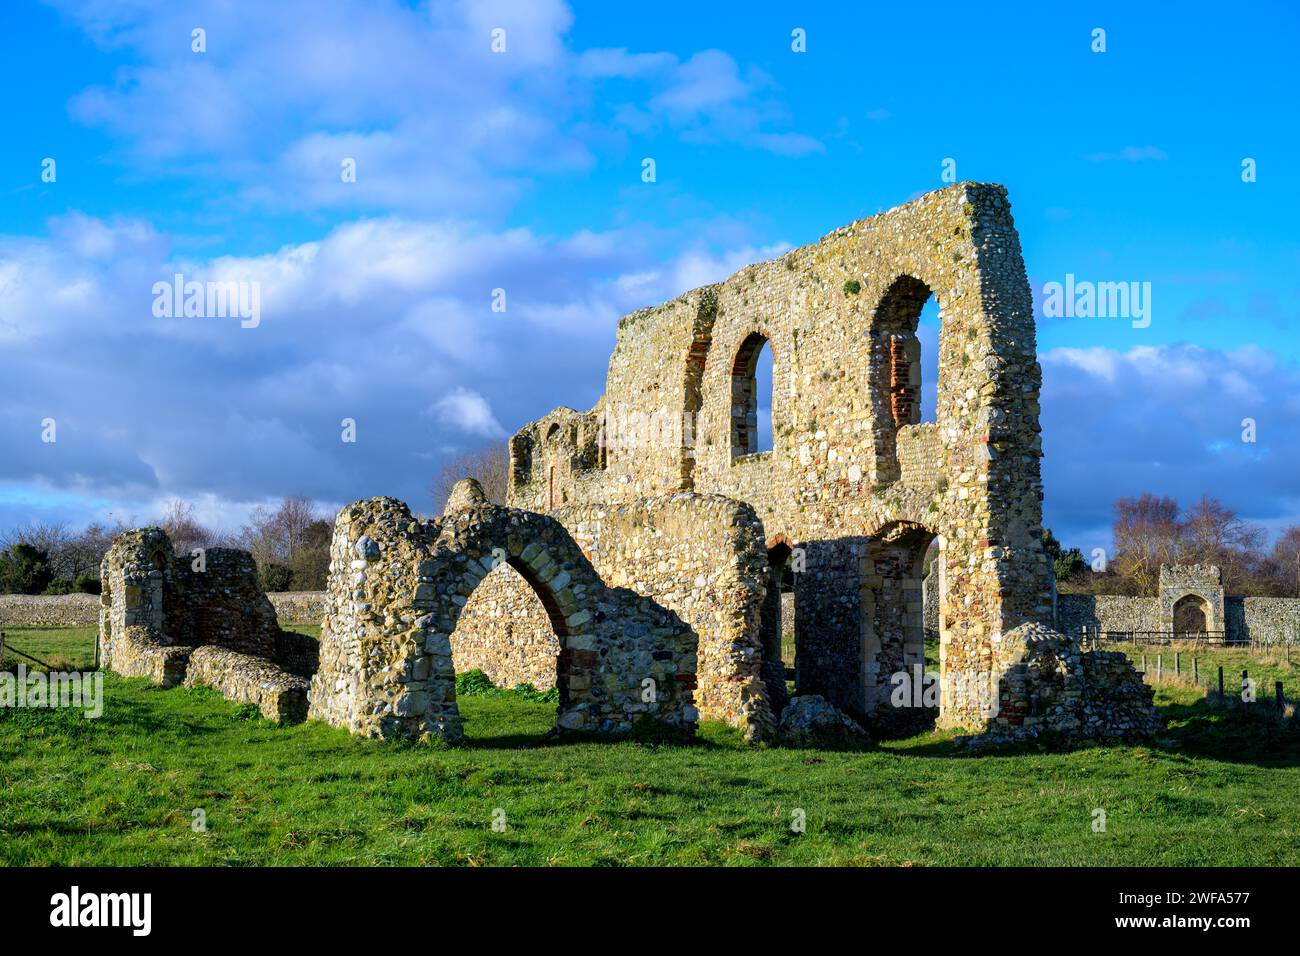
[1050,493,1300,597]
[0,495,335,595]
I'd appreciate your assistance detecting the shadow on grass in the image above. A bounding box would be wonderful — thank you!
[461,726,742,751]
[886,697,1300,766]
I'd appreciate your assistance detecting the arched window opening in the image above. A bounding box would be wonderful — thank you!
[916,297,940,424]
[680,329,712,488]
[731,333,775,459]
[873,276,938,481]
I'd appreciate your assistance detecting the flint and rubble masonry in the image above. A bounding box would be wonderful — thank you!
[0,591,325,628]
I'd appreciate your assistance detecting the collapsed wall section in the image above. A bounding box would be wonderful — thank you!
[977,622,1160,745]
[97,528,312,722]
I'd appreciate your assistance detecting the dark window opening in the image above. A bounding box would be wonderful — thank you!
[1173,594,1209,634]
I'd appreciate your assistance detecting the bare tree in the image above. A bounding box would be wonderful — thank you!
[238,495,334,590]
[159,499,216,557]
[0,522,75,579]
[1112,493,1182,595]
[66,522,129,579]
[1180,494,1266,594]
[429,443,509,513]
[1272,526,1300,597]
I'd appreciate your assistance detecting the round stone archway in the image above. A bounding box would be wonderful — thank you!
[309,495,699,743]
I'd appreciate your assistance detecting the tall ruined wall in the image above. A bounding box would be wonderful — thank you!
[99,529,174,673]
[506,182,1053,731]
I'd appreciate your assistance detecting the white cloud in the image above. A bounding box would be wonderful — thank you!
[0,208,789,530]
[1086,145,1168,163]
[429,388,505,437]
[49,0,817,217]
[1040,343,1300,545]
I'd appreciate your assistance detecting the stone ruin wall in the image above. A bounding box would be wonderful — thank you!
[555,494,775,737]
[309,492,699,743]
[0,591,325,628]
[1055,563,1300,645]
[1056,595,1161,638]
[979,622,1160,747]
[97,529,314,722]
[1057,593,1300,644]
[85,182,1180,747]
[508,182,1057,732]
[448,493,778,738]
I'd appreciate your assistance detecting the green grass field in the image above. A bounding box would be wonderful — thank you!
[1,626,1298,866]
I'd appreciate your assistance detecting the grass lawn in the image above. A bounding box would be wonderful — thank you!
[1,627,1298,866]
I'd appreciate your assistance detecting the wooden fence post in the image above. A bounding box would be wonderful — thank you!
[1218,666,1224,698]
[1277,682,1285,714]
[1193,657,1199,685]
[1175,651,1181,676]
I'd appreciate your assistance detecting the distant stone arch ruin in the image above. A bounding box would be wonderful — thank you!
[1160,564,1224,636]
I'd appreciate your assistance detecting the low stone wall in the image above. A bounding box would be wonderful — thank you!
[1234,598,1300,643]
[1056,594,1160,637]
[267,591,326,624]
[96,528,317,724]
[975,622,1159,746]
[0,593,99,627]
[184,645,310,723]
[107,625,193,688]
[0,591,324,628]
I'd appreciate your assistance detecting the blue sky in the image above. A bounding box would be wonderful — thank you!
[2,0,1298,553]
